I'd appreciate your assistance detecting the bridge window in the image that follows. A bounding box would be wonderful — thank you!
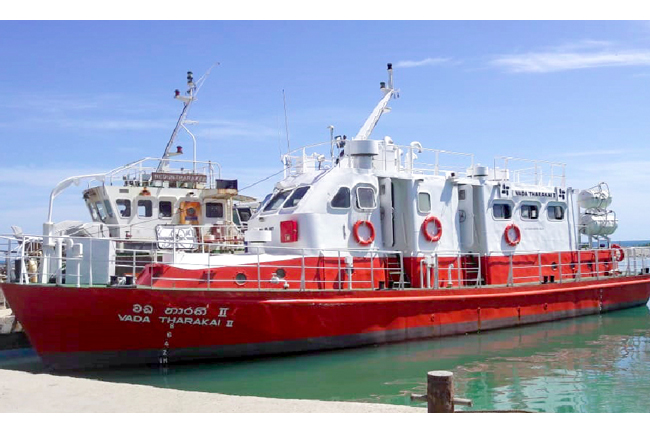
[116,199,131,218]
[418,192,431,213]
[103,200,114,218]
[95,201,108,222]
[493,203,512,220]
[206,202,224,218]
[521,204,539,220]
[331,187,351,209]
[356,186,376,210]
[86,201,99,222]
[263,190,292,212]
[138,200,153,218]
[283,186,310,209]
[547,205,565,221]
[159,201,173,219]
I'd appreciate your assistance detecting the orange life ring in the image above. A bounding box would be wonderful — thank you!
[504,223,521,246]
[611,243,625,262]
[353,220,375,246]
[421,215,442,242]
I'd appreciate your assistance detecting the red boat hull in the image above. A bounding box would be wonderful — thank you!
[3,276,650,369]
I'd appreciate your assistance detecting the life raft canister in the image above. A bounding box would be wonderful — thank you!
[504,223,521,246]
[421,215,442,242]
[353,220,375,246]
[611,243,625,262]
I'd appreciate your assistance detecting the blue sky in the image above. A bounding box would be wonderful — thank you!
[2,21,650,240]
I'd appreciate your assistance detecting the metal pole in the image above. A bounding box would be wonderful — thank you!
[257,247,261,291]
[508,254,513,286]
[434,254,439,289]
[300,249,305,291]
[370,250,375,290]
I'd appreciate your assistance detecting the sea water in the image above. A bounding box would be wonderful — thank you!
[2,304,650,412]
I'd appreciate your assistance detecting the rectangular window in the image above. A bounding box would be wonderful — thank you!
[459,189,466,200]
[521,204,539,220]
[87,201,99,222]
[263,190,292,212]
[159,201,173,218]
[418,192,431,213]
[206,202,224,218]
[103,200,114,218]
[138,200,153,218]
[95,201,108,222]
[116,199,131,218]
[283,186,310,208]
[331,187,350,209]
[493,203,512,220]
[356,186,376,210]
[548,205,565,221]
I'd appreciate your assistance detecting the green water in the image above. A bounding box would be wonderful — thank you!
[3,305,650,412]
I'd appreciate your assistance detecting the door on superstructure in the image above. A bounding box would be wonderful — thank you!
[458,184,474,250]
[378,177,394,248]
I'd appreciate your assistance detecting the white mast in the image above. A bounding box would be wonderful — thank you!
[354,63,398,140]
[157,64,218,173]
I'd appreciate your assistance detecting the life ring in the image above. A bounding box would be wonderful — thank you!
[504,223,521,246]
[611,243,625,262]
[421,215,442,242]
[353,220,375,246]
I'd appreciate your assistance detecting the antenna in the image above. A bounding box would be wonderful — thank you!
[157,63,220,173]
[283,89,291,154]
[354,63,399,141]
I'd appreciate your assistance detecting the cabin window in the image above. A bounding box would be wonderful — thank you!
[493,203,512,220]
[331,187,351,209]
[356,186,376,210]
[459,189,466,200]
[103,200,114,218]
[116,199,131,218]
[263,190,292,212]
[283,186,310,209]
[138,200,153,218]
[86,202,100,222]
[159,201,173,219]
[206,202,224,218]
[238,207,252,222]
[521,204,539,220]
[95,201,108,222]
[418,192,431,213]
[547,205,565,221]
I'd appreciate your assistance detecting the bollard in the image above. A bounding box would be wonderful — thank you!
[427,370,454,413]
[410,370,473,412]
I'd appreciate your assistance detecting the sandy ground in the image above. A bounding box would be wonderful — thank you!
[0,369,424,413]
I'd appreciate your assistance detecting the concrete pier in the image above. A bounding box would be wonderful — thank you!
[0,369,424,413]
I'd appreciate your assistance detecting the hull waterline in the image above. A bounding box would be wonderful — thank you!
[3,276,650,370]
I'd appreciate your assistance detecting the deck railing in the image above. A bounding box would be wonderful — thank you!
[1,232,648,292]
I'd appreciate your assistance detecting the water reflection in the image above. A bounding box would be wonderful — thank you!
[2,305,649,412]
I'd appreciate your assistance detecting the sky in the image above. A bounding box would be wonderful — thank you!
[2,20,650,240]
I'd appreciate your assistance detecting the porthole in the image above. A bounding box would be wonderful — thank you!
[275,268,287,278]
[235,273,247,285]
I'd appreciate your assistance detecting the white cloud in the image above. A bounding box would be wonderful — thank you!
[395,58,450,68]
[491,40,650,73]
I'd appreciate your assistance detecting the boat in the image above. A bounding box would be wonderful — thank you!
[2,64,650,370]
